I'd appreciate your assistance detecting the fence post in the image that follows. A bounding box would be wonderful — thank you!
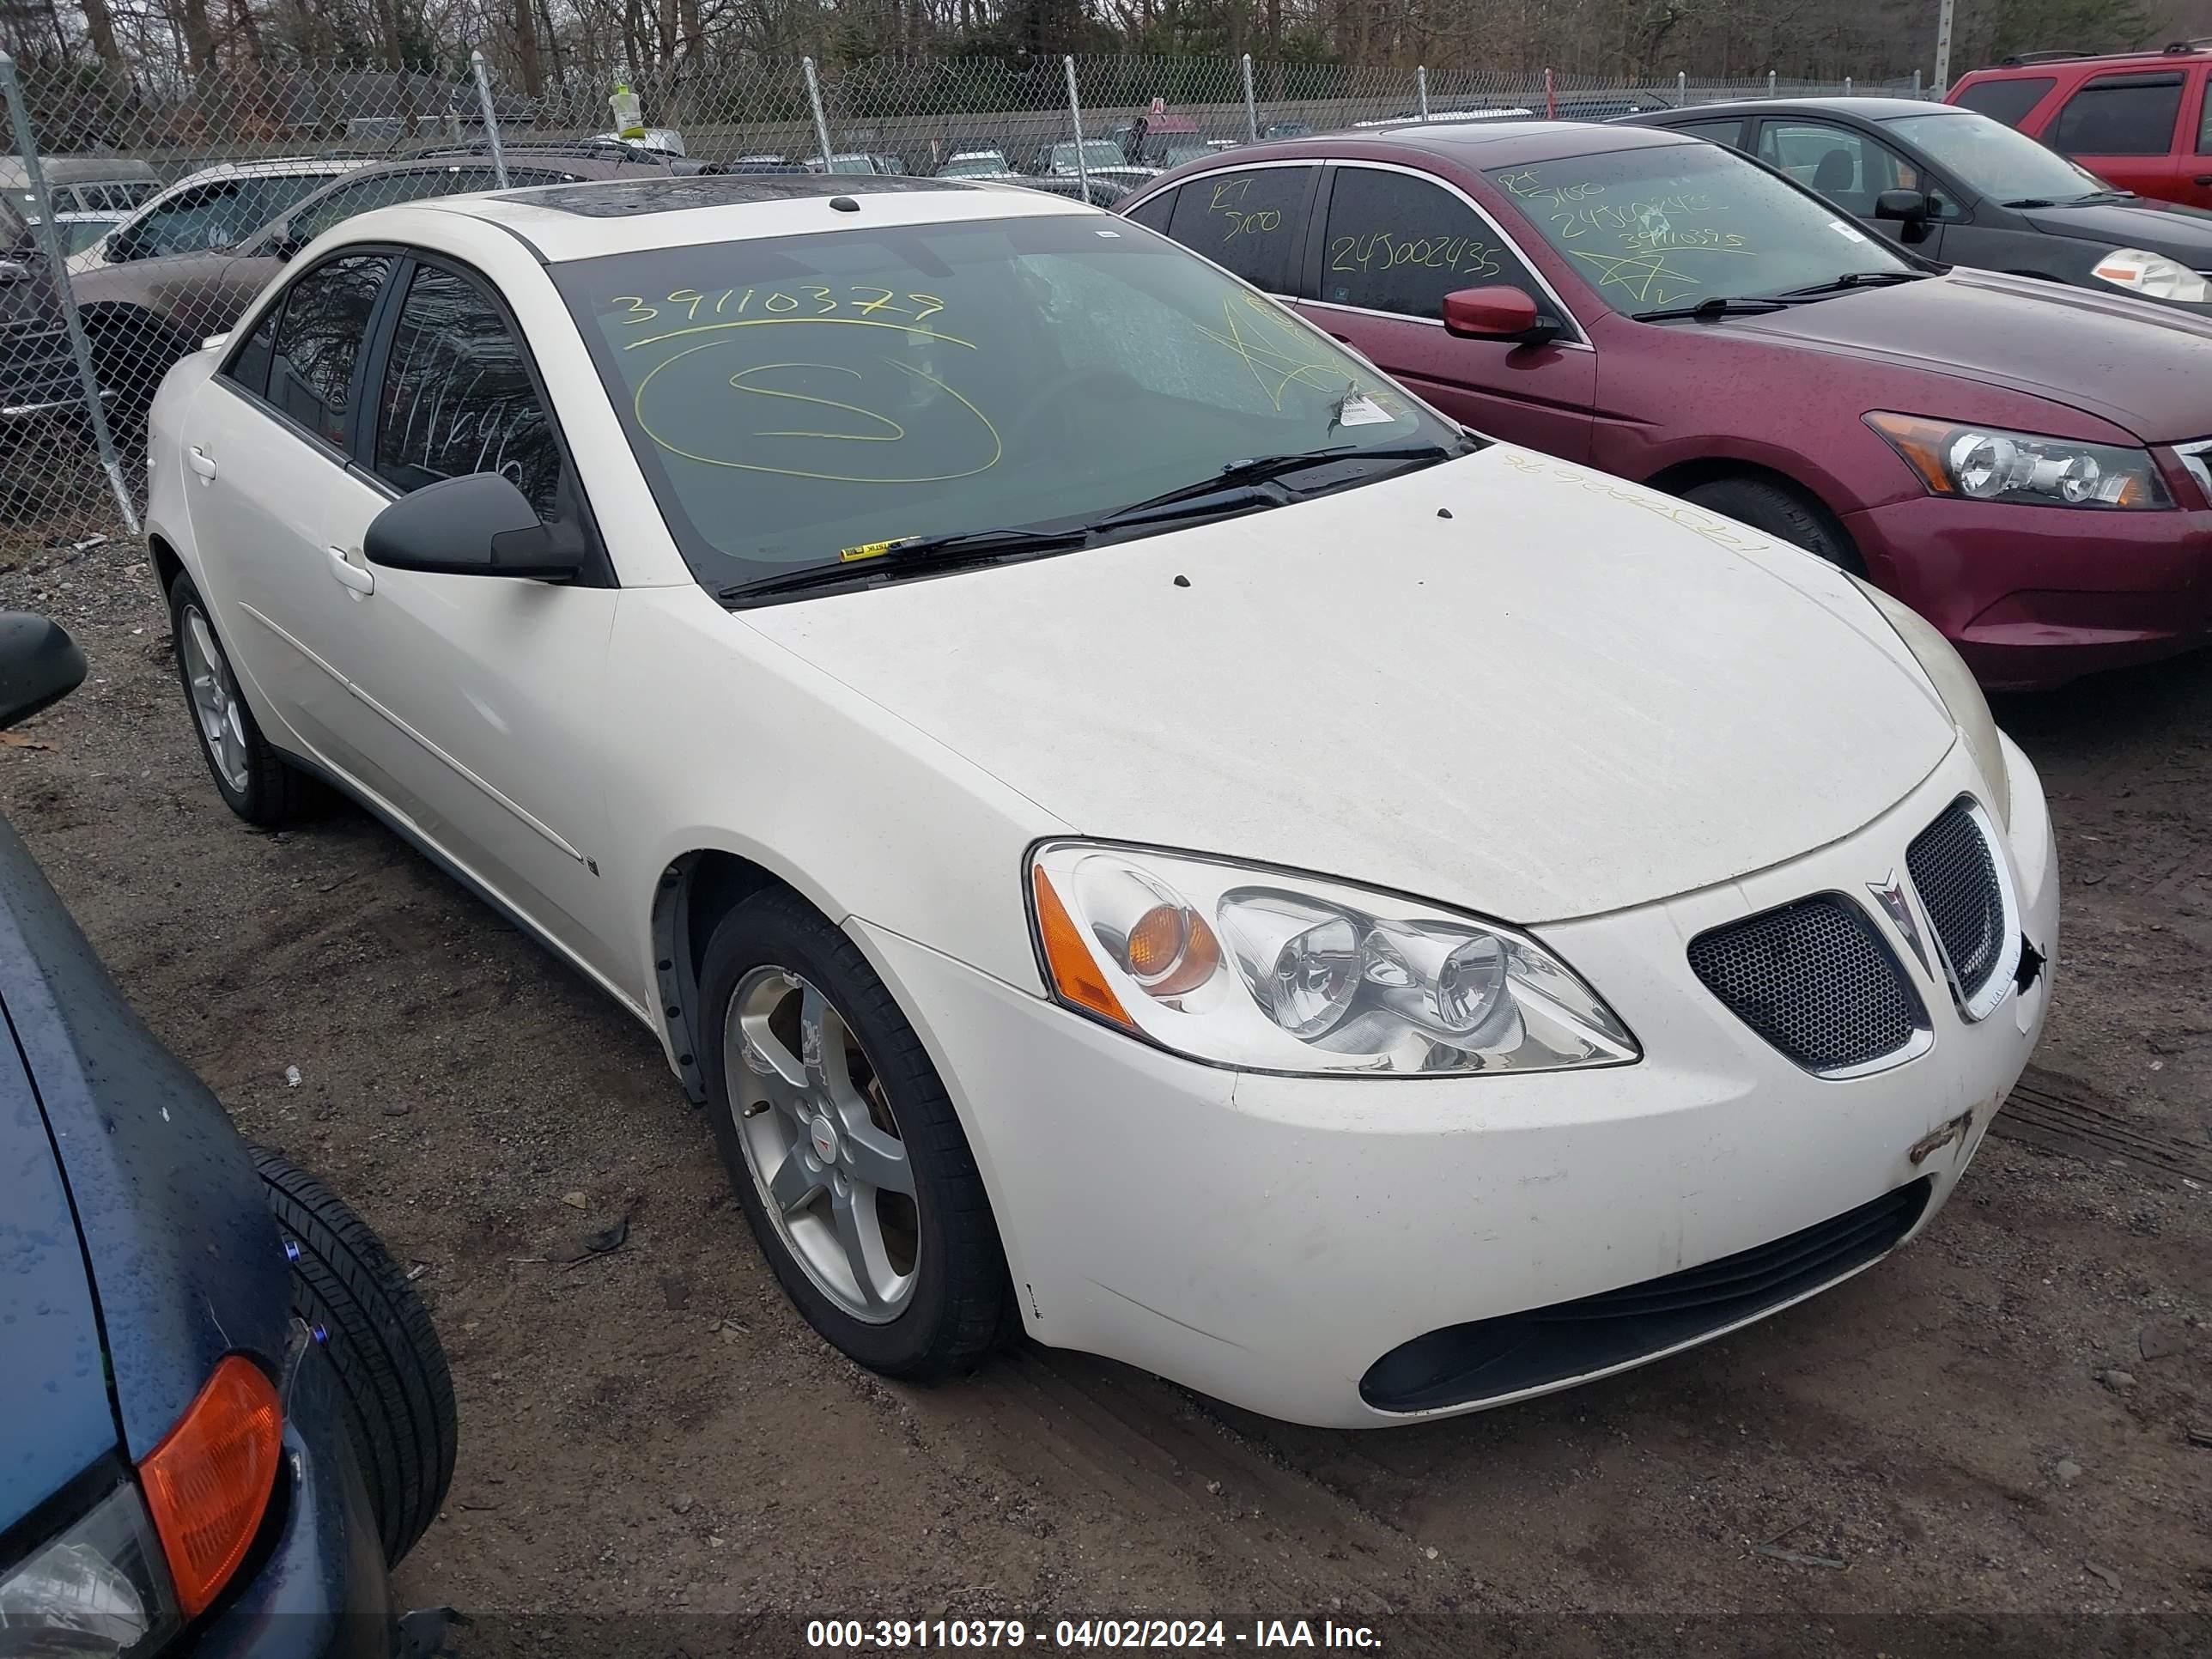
[471,50,509,187]
[1416,64,1430,122]
[1544,67,1556,119]
[1241,53,1258,142]
[1062,56,1089,198]
[802,56,835,172]
[1766,69,1778,97]
[1844,76,1853,97]
[1913,69,1924,96]
[0,53,138,540]
[1677,70,1686,101]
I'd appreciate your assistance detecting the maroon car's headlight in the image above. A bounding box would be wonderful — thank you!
[1866,412,2171,510]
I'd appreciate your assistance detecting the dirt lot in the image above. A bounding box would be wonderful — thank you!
[3,537,2208,1654]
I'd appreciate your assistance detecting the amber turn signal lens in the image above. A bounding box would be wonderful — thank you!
[139,1355,282,1618]
[1125,903,1223,996]
[1032,866,1134,1029]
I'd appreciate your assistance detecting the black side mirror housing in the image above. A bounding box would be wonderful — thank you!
[0,611,88,729]
[270,226,302,262]
[364,473,583,581]
[1874,187,1933,234]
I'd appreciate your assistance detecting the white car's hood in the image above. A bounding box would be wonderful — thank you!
[740,447,1953,923]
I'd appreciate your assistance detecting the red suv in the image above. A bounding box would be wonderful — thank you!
[1948,43,2212,208]
[1121,120,2212,689]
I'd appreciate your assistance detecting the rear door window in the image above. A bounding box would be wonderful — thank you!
[1952,76,2056,128]
[1164,167,1316,294]
[2049,71,2185,155]
[265,252,392,448]
[1319,166,1553,324]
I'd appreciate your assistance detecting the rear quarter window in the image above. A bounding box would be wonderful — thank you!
[1952,75,2057,129]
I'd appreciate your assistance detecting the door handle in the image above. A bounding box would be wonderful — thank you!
[2194,173,2212,185]
[324,545,374,595]
[186,446,217,480]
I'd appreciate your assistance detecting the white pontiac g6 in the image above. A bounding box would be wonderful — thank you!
[147,174,2057,1427]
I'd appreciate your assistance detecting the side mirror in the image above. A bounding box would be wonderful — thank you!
[364,473,583,581]
[1874,188,1930,225]
[0,611,88,729]
[1442,285,1561,345]
[270,226,302,262]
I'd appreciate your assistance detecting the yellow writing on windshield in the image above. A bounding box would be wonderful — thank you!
[606,287,948,328]
[1189,290,1350,412]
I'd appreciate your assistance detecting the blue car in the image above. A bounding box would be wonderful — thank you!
[0,612,454,1656]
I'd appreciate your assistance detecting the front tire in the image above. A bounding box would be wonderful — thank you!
[168,571,317,826]
[699,888,1006,1378]
[1684,475,1863,574]
[252,1149,458,1567]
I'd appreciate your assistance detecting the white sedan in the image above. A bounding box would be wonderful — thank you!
[146,175,2057,1427]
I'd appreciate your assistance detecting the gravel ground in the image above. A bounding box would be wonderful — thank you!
[2,537,2207,1655]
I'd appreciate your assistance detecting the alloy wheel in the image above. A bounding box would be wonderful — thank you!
[725,966,920,1322]
[179,605,250,795]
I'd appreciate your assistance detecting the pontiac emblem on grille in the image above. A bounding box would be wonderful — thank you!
[1868,871,1933,978]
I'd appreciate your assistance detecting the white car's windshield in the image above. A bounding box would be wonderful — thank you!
[556,212,1460,595]
[1881,109,2112,205]
[1492,143,1916,317]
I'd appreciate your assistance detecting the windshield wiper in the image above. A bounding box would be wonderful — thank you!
[1633,295,1793,322]
[1777,270,1929,298]
[1091,441,1463,527]
[717,525,1086,605]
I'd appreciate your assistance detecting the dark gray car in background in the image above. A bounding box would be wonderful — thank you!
[1621,97,2212,309]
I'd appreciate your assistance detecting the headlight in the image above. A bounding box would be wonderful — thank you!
[0,1479,184,1656]
[1865,412,2170,509]
[2087,247,2212,304]
[1853,579,2010,827]
[1028,843,1638,1076]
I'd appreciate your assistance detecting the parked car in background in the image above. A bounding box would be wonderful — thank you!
[805,152,903,174]
[1947,41,2212,208]
[72,153,672,414]
[147,170,2052,1429]
[0,197,106,424]
[1127,119,2212,687]
[0,155,158,223]
[1008,173,1131,206]
[52,209,127,256]
[936,149,1016,178]
[66,157,372,275]
[1030,138,1151,189]
[0,611,455,1654]
[1622,98,2212,308]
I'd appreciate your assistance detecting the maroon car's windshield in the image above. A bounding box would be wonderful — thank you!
[1487,143,1915,318]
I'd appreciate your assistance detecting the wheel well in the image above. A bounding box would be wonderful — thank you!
[649,850,793,1104]
[1644,458,1860,560]
[147,533,182,599]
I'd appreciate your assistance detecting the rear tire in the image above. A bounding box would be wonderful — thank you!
[1684,475,1863,574]
[167,570,319,826]
[252,1148,457,1568]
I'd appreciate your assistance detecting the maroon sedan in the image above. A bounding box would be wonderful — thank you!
[1120,121,2212,688]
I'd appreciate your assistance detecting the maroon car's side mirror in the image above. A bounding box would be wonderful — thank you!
[1443,285,1560,345]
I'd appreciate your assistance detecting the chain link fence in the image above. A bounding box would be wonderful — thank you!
[0,50,1925,562]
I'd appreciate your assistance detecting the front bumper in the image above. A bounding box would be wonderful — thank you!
[855,737,2057,1429]
[194,1322,392,1658]
[1842,494,2212,689]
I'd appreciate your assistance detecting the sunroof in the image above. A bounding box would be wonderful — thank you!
[514,174,966,217]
